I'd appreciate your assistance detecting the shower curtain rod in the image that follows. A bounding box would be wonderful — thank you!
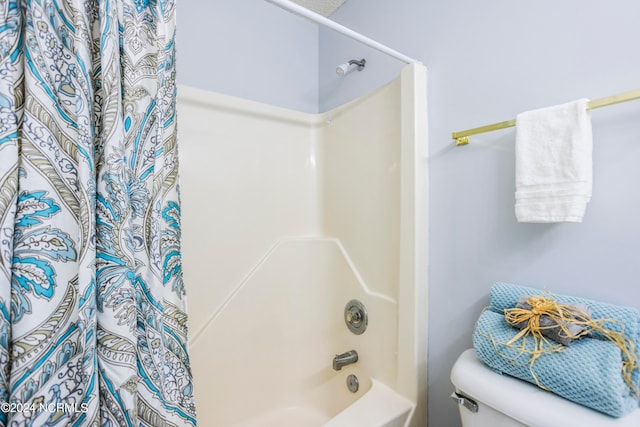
[452,88,640,146]
[265,0,418,64]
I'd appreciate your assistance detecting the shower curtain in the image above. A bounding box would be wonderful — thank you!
[0,0,196,425]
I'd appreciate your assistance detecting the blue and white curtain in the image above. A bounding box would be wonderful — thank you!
[0,0,197,425]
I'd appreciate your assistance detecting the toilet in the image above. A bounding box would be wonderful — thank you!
[450,349,640,427]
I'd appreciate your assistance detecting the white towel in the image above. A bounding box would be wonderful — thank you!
[515,98,593,223]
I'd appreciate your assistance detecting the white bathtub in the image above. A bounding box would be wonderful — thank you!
[179,63,428,426]
[236,380,414,427]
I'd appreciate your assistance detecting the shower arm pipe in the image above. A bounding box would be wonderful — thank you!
[265,0,419,64]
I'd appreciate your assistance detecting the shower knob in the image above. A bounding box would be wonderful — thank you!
[346,309,361,323]
[344,299,368,335]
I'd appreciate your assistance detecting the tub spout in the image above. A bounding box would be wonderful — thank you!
[333,350,358,371]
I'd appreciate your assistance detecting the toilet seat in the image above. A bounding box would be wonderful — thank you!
[451,349,640,427]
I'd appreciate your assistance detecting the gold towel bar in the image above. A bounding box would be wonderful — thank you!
[452,89,640,146]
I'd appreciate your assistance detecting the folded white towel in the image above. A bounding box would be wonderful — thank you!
[515,98,593,223]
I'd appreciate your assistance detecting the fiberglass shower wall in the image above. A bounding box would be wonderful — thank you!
[178,73,411,342]
[178,92,319,334]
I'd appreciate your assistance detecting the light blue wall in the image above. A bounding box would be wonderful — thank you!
[324,1,640,426]
[178,1,640,426]
[177,0,319,113]
[318,1,423,112]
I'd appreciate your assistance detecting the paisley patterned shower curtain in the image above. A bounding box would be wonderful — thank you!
[0,0,196,425]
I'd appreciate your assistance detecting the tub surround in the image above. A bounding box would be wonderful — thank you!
[178,63,427,426]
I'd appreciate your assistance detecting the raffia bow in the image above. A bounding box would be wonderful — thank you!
[499,295,638,396]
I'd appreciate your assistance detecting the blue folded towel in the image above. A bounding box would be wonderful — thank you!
[473,282,640,418]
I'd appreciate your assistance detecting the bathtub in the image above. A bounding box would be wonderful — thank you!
[235,380,414,427]
[179,62,428,426]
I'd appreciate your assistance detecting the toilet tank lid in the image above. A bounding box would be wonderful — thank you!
[450,349,640,427]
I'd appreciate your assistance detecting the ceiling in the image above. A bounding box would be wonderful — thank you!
[291,0,349,17]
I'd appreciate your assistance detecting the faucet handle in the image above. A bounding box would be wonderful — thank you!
[346,308,361,323]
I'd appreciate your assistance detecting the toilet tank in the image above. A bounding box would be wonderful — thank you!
[450,349,640,427]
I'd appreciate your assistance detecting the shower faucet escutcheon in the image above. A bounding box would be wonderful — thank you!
[333,350,358,371]
[344,299,368,335]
